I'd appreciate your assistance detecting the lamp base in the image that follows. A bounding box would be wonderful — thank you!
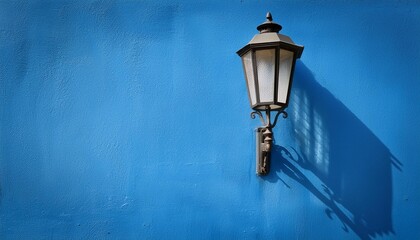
[256,127,271,175]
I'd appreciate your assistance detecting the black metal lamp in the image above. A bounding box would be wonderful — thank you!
[237,12,304,175]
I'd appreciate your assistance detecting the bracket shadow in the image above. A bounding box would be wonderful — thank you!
[264,62,402,240]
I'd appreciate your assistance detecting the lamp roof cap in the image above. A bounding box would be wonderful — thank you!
[257,12,282,33]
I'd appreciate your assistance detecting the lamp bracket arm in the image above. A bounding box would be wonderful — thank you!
[271,110,288,128]
[250,110,267,126]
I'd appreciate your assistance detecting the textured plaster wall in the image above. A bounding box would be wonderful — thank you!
[1,1,419,239]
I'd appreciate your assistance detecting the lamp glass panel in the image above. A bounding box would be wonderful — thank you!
[256,49,276,103]
[241,51,257,105]
[277,49,294,104]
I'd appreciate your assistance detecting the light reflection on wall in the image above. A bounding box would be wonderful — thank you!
[291,89,330,176]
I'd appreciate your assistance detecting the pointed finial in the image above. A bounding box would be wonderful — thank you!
[266,12,273,21]
[257,12,282,33]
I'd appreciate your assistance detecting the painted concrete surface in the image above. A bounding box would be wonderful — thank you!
[1,1,419,239]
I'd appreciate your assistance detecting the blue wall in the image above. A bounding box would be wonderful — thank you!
[1,1,419,239]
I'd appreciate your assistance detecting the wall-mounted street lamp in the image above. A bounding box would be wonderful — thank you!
[237,12,304,176]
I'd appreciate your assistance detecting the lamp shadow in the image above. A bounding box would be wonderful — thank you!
[264,62,402,240]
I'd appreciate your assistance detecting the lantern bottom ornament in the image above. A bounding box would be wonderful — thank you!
[251,108,287,175]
